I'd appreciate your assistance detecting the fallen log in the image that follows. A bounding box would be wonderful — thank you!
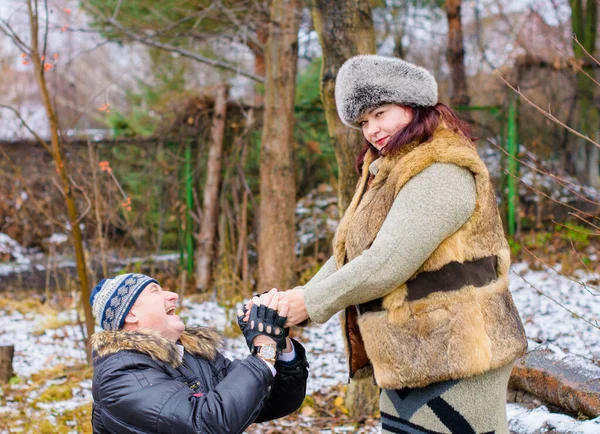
[509,347,600,418]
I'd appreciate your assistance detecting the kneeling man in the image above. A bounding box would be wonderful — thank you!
[89,273,308,433]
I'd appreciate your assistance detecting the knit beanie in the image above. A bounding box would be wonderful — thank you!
[335,55,438,128]
[89,273,158,331]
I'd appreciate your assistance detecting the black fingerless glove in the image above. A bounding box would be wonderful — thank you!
[238,303,288,352]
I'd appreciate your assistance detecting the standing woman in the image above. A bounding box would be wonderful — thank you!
[282,55,527,433]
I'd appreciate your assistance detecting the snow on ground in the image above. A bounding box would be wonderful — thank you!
[510,262,600,360]
[1,262,600,432]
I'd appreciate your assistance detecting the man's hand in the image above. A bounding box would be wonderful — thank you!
[236,289,288,352]
[280,289,309,327]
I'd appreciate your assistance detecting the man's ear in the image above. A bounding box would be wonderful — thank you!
[124,310,139,325]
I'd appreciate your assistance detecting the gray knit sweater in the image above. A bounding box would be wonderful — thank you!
[301,162,477,324]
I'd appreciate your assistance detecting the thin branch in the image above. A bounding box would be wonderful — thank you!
[0,19,32,54]
[42,0,49,61]
[573,35,600,67]
[114,27,264,83]
[70,175,93,224]
[490,142,600,207]
[571,323,598,360]
[0,150,68,230]
[569,212,600,232]
[553,221,599,238]
[214,0,264,52]
[551,41,600,88]
[499,165,599,221]
[568,238,600,291]
[0,105,52,154]
[521,245,599,297]
[497,75,600,150]
[512,268,600,330]
[81,1,264,83]
[112,0,124,19]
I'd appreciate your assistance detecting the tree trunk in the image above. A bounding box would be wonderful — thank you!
[570,0,598,183]
[27,1,94,364]
[0,345,14,384]
[257,0,300,292]
[311,0,376,212]
[196,84,229,290]
[589,135,599,189]
[312,0,379,417]
[446,0,470,111]
[249,19,269,107]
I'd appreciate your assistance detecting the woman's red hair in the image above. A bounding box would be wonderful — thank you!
[355,103,476,173]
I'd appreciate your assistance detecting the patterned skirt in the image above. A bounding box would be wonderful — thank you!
[380,362,513,434]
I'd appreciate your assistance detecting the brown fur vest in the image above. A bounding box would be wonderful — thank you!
[335,125,527,389]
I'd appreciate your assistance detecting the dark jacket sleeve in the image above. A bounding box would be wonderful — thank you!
[94,351,275,434]
[251,339,309,422]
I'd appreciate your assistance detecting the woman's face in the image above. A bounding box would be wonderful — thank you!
[358,104,413,151]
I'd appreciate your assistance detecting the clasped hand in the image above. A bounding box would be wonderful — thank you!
[237,289,290,352]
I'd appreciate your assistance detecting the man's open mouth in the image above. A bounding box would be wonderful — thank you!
[166,307,177,315]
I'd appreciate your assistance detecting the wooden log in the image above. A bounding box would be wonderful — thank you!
[0,344,15,383]
[509,348,600,417]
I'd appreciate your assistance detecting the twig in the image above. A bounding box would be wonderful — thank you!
[568,237,600,292]
[0,19,32,54]
[551,40,600,88]
[572,323,598,360]
[512,268,600,330]
[521,245,599,297]
[569,213,600,232]
[574,35,600,68]
[553,221,599,238]
[0,105,53,154]
[490,141,600,206]
[42,0,49,61]
[112,0,124,19]
[81,1,264,83]
[501,168,599,221]
[69,175,93,224]
[497,75,600,150]
[0,150,68,230]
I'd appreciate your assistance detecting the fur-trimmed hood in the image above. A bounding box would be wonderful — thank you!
[90,326,222,368]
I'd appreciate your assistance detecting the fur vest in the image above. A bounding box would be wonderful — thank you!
[335,125,527,389]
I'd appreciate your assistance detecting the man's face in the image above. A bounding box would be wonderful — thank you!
[126,283,184,342]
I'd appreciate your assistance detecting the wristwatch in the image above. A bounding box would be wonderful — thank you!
[253,344,278,363]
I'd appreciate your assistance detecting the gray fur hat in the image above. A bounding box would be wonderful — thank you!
[335,55,438,128]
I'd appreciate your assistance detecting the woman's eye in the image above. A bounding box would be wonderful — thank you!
[359,120,367,127]
[375,111,384,117]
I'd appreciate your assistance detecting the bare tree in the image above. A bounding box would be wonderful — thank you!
[196,84,229,290]
[0,0,94,363]
[311,0,378,418]
[446,0,471,111]
[312,0,376,211]
[257,0,301,292]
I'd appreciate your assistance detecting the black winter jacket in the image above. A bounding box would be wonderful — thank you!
[90,327,308,433]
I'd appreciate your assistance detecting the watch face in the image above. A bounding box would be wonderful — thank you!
[260,345,277,360]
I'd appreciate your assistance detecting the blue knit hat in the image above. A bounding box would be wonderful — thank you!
[89,273,159,331]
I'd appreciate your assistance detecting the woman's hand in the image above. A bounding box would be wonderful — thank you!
[280,289,309,327]
[237,289,288,352]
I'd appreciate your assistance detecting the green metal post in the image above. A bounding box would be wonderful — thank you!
[507,95,518,236]
[184,141,194,277]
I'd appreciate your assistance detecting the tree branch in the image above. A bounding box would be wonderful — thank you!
[573,35,600,67]
[0,105,53,154]
[81,1,264,83]
[497,75,600,150]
